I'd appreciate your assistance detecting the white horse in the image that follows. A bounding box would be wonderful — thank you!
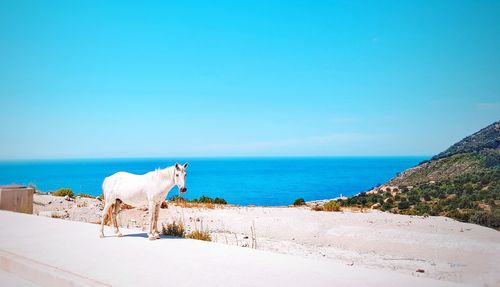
[99,162,188,240]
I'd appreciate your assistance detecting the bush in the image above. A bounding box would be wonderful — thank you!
[213,197,227,205]
[52,188,74,198]
[186,230,211,241]
[77,193,94,198]
[380,202,393,211]
[311,205,324,211]
[194,196,214,203]
[293,198,306,206]
[323,200,341,212]
[398,200,411,210]
[161,220,185,237]
[191,195,228,205]
[470,210,500,229]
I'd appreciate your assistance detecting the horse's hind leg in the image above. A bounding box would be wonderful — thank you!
[112,199,123,237]
[100,201,112,238]
[148,201,156,240]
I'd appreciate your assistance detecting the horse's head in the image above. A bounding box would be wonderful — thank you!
[174,162,188,193]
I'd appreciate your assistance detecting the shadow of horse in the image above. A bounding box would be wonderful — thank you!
[122,233,184,239]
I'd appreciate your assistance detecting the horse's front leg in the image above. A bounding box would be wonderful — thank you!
[148,201,156,240]
[153,202,161,239]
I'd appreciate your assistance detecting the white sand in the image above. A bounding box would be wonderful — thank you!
[0,210,462,287]
[32,194,500,286]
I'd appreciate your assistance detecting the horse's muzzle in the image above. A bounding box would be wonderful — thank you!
[180,187,187,193]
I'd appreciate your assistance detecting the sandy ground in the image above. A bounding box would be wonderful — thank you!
[0,210,461,287]
[0,268,37,287]
[33,194,500,286]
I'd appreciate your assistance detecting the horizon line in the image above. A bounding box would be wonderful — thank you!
[0,154,431,162]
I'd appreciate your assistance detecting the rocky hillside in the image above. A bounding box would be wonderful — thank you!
[388,121,499,186]
[432,121,500,160]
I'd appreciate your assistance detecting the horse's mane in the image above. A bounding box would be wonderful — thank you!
[155,165,175,180]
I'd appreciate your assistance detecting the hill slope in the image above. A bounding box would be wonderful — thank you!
[389,121,499,186]
[432,121,500,160]
[337,121,500,229]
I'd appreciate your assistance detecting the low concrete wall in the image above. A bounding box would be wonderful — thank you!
[0,185,34,214]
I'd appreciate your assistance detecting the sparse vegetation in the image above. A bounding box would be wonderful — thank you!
[191,195,228,205]
[293,198,306,206]
[52,188,74,198]
[77,193,94,198]
[160,220,212,241]
[186,230,212,241]
[168,195,228,208]
[161,220,185,237]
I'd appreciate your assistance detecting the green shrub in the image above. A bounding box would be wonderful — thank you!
[213,197,227,205]
[293,198,306,206]
[52,188,74,198]
[470,210,500,228]
[190,195,228,204]
[186,230,211,241]
[398,200,410,210]
[380,202,393,211]
[194,196,214,203]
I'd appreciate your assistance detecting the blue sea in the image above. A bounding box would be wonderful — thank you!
[0,157,426,206]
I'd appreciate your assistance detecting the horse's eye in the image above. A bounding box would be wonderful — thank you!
[176,174,179,177]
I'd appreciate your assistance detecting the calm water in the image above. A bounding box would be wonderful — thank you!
[0,157,426,206]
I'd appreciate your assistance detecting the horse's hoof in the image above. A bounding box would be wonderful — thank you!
[99,233,104,238]
[148,235,156,240]
[154,234,160,239]
[116,232,123,237]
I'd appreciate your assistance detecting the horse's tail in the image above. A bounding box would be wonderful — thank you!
[106,203,114,226]
[101,193,115,226]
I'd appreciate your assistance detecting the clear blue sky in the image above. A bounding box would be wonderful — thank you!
[0,0,499,160]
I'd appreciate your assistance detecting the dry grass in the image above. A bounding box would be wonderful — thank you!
[161,219,212,242]
[311,205,324,211]
[161,220,185,237]
[76,201,88,208]
[323,200,341,211]
[52,188,74,198]
[311,200,342,212]
[174,201,216,209]
[186,230,212,241]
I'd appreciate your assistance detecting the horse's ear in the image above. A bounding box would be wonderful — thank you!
[175,163,181,170]
[183,162,188,169]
